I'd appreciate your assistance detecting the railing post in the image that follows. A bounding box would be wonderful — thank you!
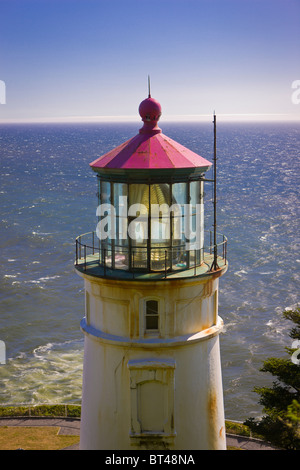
[165,250,167,278]
[132,250,135,279]
[75,239,78,265]
[84,244,87,271]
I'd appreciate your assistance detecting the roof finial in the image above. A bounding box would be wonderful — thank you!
[148,75,151,98]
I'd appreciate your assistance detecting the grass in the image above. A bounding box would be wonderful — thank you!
[0,426,79,450]
[225,420,251,437]
[0,404,81,418]
[0,425,242,450]
[0,405,258,450]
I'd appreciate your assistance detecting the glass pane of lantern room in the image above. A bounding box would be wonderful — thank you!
[172,183,187,242]
[97,180,113,268]
[114,183,128,270]
[128,184,149,248]
[129,184,149,270]
[128,184,149,247]
[114,182,128,217]
[189,180,204,254]
[172,182,187,206]
[129,184,149,211]
[114,182,128,245]
[150,183,171,246]
[100,180,111,205]
[98,180,112,244]
[190,181,201,208]
[150,184,171,271]
[171,182,187,270]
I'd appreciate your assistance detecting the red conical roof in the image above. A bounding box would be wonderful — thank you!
[90,96,212,172]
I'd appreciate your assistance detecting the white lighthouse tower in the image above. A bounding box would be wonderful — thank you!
[75,92,228,450]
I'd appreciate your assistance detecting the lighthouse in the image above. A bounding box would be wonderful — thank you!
[75,91,228,450]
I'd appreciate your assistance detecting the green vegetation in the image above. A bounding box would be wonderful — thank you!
[225,420,253,438]
[244,307,300,450]
[0,403,81,418]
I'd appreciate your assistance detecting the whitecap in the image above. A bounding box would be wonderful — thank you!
[32,231,53,236]
[284,304,299,312]
[15,351,28,360]
[234,269,248,277]
[38,275,61,282]
[270,224,279,231]
[33,343,54,358]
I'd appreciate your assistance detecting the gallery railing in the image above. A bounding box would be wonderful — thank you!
[75,231,227,278]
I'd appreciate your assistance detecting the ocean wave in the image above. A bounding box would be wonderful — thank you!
[1,340,84,405]
[33,343,54,358]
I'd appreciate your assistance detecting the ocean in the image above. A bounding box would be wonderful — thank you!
[0,120,299,421]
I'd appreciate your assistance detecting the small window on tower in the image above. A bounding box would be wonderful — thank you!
[145,300,159,332]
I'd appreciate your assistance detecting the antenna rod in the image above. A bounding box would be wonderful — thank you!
[148,75,151,98]
[213,112,218,271]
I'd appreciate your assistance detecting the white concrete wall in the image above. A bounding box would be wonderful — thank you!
[79,274,226,450]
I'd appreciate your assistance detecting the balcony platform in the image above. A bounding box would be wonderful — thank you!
[75,250,227,282]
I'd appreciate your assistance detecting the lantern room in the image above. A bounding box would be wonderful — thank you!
[75,94,227,279]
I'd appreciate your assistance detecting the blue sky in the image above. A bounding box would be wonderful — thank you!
[0,0,299,122]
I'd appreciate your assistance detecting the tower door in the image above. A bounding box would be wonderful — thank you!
[128,358,176,438]
[137,380,166,433]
